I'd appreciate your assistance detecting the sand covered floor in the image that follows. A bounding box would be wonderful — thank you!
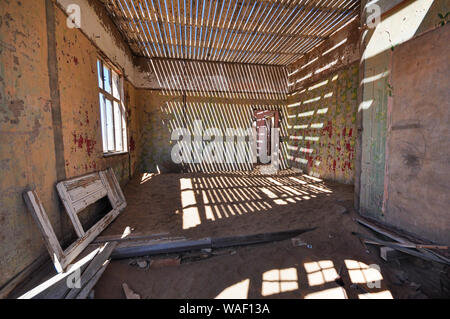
[93,170,446,299]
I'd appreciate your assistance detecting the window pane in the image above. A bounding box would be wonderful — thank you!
[105,98,115,151]
[112,71,120,99]
[99,93,107,152]
[114,101,123,151]
[98,59,127,154]
[103,65,111,94]
[97,60,103,89]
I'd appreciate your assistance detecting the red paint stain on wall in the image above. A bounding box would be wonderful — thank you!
[346,142,352,152]
[85,138,96,157]
[72,132,96,156]
[322,121,333,138]
[77,135,84,149]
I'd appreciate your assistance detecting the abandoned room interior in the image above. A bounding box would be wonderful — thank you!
[0,0,449,301]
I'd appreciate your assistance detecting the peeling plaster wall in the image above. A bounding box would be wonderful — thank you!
[54,0,161,89]
[54,4,139,238]
[285,20,360,184]
[55,6,134,184]
[286,65,359,184]
[0,0,60,288]
[358,0,450,242]
[0,0,141,289]
[55,0,136,85]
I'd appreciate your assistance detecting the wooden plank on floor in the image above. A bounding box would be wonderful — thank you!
[355,218,409,243]
[0,254,49,299]
[65,242,118,299]
[211,227,317,249]
[93,232,172,244]
[110,228,317,259]
[75,260,111,299]
[18,246,101,299]
[111,238,212,259]
[355,218,450,264]
[352,232,450,265]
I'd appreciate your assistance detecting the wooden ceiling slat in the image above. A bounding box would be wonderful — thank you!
[277,0,357,64]
[102,0,360,65]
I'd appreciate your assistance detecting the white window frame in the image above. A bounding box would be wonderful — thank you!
[97,58,128,155]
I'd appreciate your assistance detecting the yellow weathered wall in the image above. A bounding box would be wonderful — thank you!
[55,6,134,184]
[0,0,60,288]
[0,0,141,289]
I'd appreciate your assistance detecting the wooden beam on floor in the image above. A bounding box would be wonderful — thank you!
[110,227,317,259]
[111,238,212,259]
[93,232,172,244]
[211,227,317,248]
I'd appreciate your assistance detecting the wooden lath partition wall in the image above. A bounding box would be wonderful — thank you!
[101,0,360,66]
[150,58,288,98]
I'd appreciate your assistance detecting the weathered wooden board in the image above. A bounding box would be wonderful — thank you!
[122,283,141,299]
[0,254,49,299]
[111,238,212,259]
[65,242,117,299]
[352,232,450,265]
[23,190,65,273]
[110,228,317,259]
[75,260,111,299]
[356,218,450,264]
[17,246,101,299]
[211,227,317,248]
[23,168,127,273]
[93,232,171,244]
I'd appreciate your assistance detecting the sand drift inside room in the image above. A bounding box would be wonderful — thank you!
[0,0,449,300]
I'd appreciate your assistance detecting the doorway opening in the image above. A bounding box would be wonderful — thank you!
[253,109,279,166]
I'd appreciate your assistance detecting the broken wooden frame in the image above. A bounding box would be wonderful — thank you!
[23,168,127,273]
